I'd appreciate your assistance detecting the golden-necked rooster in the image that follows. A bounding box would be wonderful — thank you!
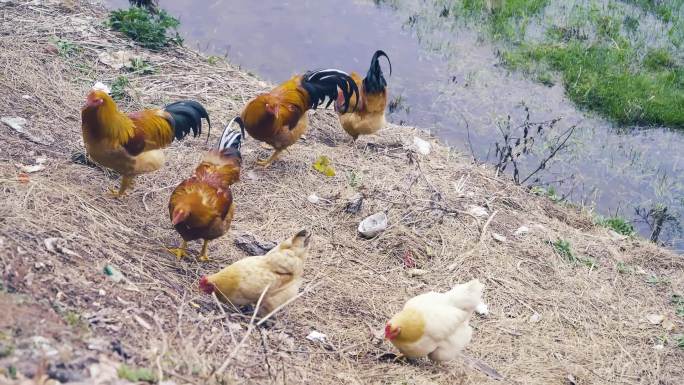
[335,50,391,141]
[168,122,242,261]
[385,279,485,362]
[199,229,311,315]
[81,83,210,196]
[233,70,359,167]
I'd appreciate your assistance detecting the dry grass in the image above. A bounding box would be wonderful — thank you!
[1,1,683,384]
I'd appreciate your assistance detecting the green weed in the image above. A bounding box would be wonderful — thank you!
[347,170,362,188]
[646,275,671,286]
[678,335,684,349]
[64,311,81,327]
[552,239,574,262]
[110,76,130,101]
[117,365,156,383]
[596,216,635,236]
[672,294,684,317]
[616,261,633,274]
[207,55,222,65]
[128,57,156,74]
[109,6,182,50]
[50,38,81,58]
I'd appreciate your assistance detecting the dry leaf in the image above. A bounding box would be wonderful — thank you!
[313,155,335,176]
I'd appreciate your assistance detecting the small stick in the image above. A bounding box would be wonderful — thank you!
[214,284,270,376]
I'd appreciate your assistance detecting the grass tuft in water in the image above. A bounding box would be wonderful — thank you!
[450,0,684,128]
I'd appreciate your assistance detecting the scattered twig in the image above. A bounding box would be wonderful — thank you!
[214,284,270,376]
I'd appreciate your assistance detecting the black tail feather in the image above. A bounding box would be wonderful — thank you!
[363,50,391,94]
[164,100,211,141]
[217,118,243,158]
[301,69,359,113]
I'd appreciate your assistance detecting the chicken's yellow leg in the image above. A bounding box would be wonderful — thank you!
[110,176,134,197]
[256,149,283,168]
[198,240,210,262]
[167,240,188,260]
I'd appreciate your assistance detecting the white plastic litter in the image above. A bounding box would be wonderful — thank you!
[358,212,388,238]
[306,330,328,343]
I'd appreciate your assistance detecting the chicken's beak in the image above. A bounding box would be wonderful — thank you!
[171,209,188,225]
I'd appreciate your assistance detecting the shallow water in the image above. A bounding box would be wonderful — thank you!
[107,0,683,252]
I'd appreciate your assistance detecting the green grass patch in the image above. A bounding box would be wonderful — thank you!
[109,6,182,50]
[117,365,156,383]
[616,261,633,274]
[672,294,684,317]
[504,42,684,127]
[110,76,130,101]
[596,215,635,236]
[449,0,684,128]
[552,239,574,261]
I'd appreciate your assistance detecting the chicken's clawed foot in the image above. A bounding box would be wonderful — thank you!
[109,176,134,198]
[256,149,283,168]
[198,240,210,262]
[168,240,188,260]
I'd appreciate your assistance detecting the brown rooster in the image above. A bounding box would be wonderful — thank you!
[233,69,359,167]
[335,50,391,142]
[168,122,242,261]
[81,84,210,196]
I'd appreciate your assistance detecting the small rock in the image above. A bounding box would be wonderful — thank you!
[86,338,109,352]
[468,205,489,218]
[514,226,529,236]
[34,262,45,269]
[411,136,431,155]
[358,212,388,238]
[98,289,106,296]
[646,314,664,325]
[662,319,675,331]
[35,156,48,165]
[306,330,327,343]
[344,193,364,214]
[30,336,58,357]
[529,313,542,323]
[234,233,276,256]
[654,343,664,351]
[98,51,136,70]
[22,95,33,100]
[635,266,648,275]
[491,233,507,243]
[307,193,320,204]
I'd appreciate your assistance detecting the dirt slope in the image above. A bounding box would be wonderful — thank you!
[0,1,682,384]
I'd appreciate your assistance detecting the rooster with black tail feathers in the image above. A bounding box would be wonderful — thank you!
[335,50,392,142]
[231,69,359,167]
[167,121,242,262]
[81,84,211,197]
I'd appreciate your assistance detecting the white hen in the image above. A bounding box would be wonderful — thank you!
[385,279,485,362]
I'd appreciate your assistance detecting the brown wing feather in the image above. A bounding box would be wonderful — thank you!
[126,110,175,154]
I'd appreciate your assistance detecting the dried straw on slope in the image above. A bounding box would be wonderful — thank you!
[0,1,682,384]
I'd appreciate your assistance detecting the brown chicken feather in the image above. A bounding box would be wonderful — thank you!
[336,50,392,141]
[81,88,210,196]
[167,125,241,261]
[233,69,358,167]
